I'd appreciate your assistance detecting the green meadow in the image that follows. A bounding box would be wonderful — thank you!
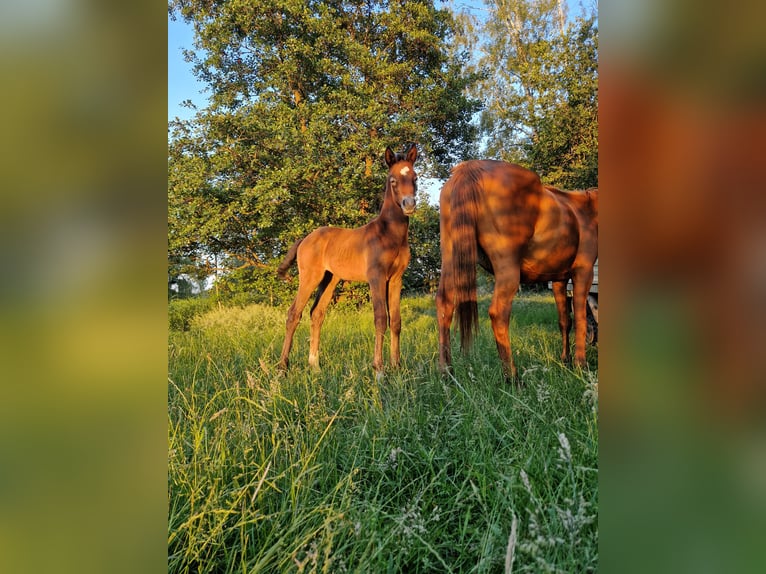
[168,291,598,573]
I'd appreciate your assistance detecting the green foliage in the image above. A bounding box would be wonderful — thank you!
[474,1,598,189]
[403,192,441,294]
[523,16,598,189]
[168,296,216,331]
[168,0,481,298]
[168,292,598,572]
[213,264,296,307]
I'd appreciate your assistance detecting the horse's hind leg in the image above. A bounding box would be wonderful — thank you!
[436,266,455,375]
[489,268,521,384]
[308,272,340,370]
[552,280,572,363]
[571,269,594,368]
[279,267,324,370]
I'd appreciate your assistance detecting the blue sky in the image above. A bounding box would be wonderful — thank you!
[168,16,206,122]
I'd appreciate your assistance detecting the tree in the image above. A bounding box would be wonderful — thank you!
[474,0,598,189]
[403,191,441,293]
[168,0,480,299]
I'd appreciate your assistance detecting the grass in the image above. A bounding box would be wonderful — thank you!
[168,291,598,573]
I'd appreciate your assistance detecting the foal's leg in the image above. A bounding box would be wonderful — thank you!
[489,267,521,384]
[368,275,388,377]
[386,275,404,369]
[551,280,572,363]
[308,272,340,370]
[279,267,324,370]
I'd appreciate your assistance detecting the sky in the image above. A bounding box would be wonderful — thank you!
[168,15,206,122]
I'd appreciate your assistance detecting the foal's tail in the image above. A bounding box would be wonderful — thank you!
[277,238,303,279]
[446,162,483,351]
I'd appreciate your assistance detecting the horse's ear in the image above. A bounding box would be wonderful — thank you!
[405,143,418,164]
[385,147,396,167]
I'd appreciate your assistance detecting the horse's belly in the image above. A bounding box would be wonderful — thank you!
[520,247,577,281]
[328,259,368,282]
[521,268,572,282]
[318,229,368,281]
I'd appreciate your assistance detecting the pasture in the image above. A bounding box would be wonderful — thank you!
[168,291,598,572]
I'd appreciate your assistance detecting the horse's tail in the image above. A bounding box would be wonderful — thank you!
[277,238,303,279]
[447,162,483,351]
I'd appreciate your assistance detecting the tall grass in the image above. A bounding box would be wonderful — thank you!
[168,292,598,572]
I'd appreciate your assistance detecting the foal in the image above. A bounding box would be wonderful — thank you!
[277,144,418,377]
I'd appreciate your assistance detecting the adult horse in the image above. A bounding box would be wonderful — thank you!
[277,144,418,377]
[436,160,598,384]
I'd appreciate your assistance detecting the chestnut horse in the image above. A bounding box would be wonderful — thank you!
[277,144,418,377]
[436,160,598,383]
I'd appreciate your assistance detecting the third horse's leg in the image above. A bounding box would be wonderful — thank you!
[552,280,572,363]
[571,269,594,368]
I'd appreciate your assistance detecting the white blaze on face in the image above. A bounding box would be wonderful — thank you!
[399,166,410,176]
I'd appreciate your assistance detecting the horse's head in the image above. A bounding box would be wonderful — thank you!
[384,144,418,216]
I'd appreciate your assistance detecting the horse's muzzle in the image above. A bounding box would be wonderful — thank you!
[401,196,416,215]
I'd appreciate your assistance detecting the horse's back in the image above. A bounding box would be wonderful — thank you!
[543,186,598,248]
[444,159,540,209]
[446,160,540,195]
[544,185,598,220]
[441,160,597,281]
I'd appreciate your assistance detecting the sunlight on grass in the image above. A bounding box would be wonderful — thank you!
[169,292,598,572]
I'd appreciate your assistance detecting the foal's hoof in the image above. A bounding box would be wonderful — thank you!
[375,370,385,384]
